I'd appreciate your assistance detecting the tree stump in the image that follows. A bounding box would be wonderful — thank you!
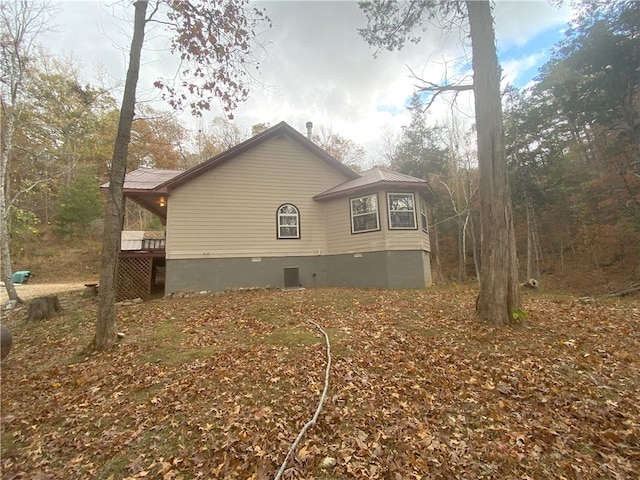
[0,324,12,360]
[83,283,98,298]
[27,296,63,323]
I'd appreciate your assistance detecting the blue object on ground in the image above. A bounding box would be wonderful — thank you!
[12,271,31,284]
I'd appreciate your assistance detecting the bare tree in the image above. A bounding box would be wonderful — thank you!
[524,191,542,281]
[375,123,399,167]
[311,124,366,169]
[0,0,57,303]
[438,117,478,283]
[93,0,270,350]
[359,0,521,325]
[93,0,148,351]
[191,116,250,164]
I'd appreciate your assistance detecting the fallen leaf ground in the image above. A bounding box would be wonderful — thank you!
[1,287,639,479]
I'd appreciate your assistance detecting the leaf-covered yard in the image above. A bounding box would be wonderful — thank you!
[1,287,639,479]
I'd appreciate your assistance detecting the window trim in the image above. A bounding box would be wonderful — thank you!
[276,203,300,239]
[350,193,380,234]
[387,192,418,230]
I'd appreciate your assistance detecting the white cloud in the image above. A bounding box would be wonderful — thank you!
[501,52,546,86]
[41,0,572,166]
[494,1,573,49]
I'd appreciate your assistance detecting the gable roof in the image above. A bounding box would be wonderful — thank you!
[102,122,433,225]
[313,166,433,201]
[157,121,360,191]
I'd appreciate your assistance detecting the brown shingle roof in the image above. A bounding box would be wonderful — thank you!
[314,167,433,200]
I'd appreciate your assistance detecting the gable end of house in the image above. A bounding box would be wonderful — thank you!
[158,121,359,192]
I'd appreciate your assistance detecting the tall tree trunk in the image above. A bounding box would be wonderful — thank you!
[92,0,147,351]
[1,0,56,304]
[0,107,20,303]
[525,193,541,280]
[469,212,480,284]
[525,191,533,280]
[459,214,469,282]
[429,205,443,284]
[559,228,564,274]
[467,1,520,325]
[457,219,463,281]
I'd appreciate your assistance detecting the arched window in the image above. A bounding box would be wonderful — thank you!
[277,204,300,239]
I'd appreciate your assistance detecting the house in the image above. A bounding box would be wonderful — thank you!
[108,121,433,299]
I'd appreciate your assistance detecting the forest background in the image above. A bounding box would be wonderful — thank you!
[2,1,638,297]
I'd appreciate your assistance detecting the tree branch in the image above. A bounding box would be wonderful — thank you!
[5,162,77,217]
[273,320,331,480]
[417,81,475,94]
[407,64,474,110]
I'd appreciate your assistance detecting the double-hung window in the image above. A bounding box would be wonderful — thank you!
[387,193,417,229]
[277,204,300,239]
[350,194,379,233]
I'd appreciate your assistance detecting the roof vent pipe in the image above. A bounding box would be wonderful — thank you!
[305,121,313,139]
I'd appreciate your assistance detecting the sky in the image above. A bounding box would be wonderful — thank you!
[41,0,573,166]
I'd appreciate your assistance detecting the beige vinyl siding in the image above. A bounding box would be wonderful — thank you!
[421,230,431,252]
[382,191,424,250]
[166,135,349,259]
[324,195,386,254]
[419,195,431,252]
[324,189,431,255]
